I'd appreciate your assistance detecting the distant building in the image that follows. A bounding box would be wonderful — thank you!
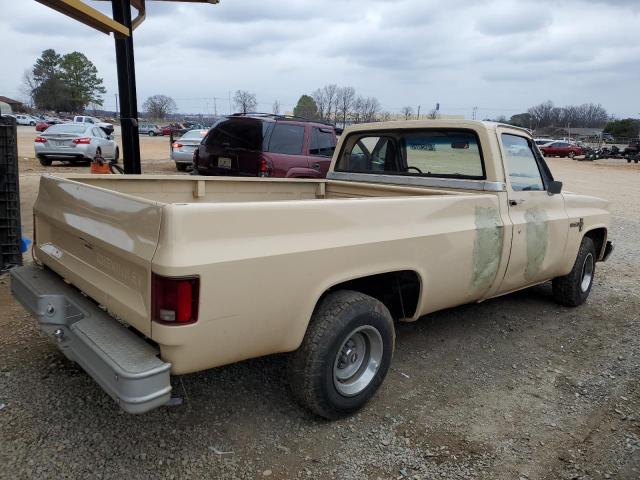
[0,101,11,115]
[0,96,24,113]
[536,126,603,140]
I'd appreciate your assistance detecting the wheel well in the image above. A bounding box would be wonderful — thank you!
[585,228,607,260]
[325,271,421,320]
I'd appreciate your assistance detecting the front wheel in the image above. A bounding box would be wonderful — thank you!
[288,290,395,419]
[552,237,596,307]
[568,151,576,159]
[148,131,155,137]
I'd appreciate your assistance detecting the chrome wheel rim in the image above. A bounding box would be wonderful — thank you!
[333,325,383,397]
[580,253,594,292]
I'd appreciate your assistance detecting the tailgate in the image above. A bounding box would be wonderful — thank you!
[32,175,163,336]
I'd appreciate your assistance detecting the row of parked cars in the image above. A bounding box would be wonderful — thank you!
[170,114,338,177]
[139,122,207,137]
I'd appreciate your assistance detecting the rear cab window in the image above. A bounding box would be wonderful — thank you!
[335,129,485,179]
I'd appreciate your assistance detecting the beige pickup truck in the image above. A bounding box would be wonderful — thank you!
[11,120,613,418]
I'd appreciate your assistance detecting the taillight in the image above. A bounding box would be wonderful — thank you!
[258,157,270,177]
[34,136,47,143]
[73,137,91,144]
[152,274,199,325]
[172,142,183,149]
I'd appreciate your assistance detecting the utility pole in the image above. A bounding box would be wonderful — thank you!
[472,106,478,120]
[214,97,217,116]
[112,0,141,174]
[416,105,421,120]
[114,93,119,118]
[228,91,232,115]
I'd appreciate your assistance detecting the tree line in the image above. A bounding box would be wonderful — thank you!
[21,49,106,112]
[507,101,610,129]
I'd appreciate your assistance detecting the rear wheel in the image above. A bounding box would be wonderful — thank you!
[95,147,102,158]
[568,151,576,159]
[552,237,596,307]
[176,163,188,172]
[38,156,52,166]
[148,131,155,137]
[113,147,119,164]
[288,290,395,419]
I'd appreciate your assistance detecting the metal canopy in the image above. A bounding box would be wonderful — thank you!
[35,0,220,173]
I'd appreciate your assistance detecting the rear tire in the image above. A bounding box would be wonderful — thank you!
[113,148,119,164]
[38,156,52,166]
[552,237,596,307]
[288,290,395,419]
[148,131,155,137]
[568,151,576,159]
[176,163,187,172]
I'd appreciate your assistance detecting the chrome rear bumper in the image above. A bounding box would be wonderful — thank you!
[10,265,172,414]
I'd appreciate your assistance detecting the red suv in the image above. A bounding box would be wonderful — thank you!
[193,114,337,178]
[539,141,583,158]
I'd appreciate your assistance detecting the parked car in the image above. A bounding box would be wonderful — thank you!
[534,138,555,146]
[12,120,612,417]
[73,115,114,134]
[193,114,338,178]
[35,118,64,132]
[34,123,119,166]
[14,114,38,126]
[623,140,640,156]
[139,123,162,136]
[171,129,208,171]
[539,141,583,158]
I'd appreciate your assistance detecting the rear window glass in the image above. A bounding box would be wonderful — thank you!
[181,130,207,140]
[268,124,305,155]
[205,119,266,151]
[45,124,87,134]
[335,129,484,178]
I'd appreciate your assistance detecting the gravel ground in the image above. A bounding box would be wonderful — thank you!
[1,127,639,479]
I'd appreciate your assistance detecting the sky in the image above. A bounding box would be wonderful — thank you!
[0,0,639,119]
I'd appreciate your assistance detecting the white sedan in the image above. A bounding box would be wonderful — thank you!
[34,123,119,166]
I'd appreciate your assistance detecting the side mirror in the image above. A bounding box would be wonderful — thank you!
[547,180,563,195]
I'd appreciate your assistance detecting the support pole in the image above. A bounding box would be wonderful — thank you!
[112,0,141,174]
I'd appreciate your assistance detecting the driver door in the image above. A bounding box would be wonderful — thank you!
[497,132,569,294]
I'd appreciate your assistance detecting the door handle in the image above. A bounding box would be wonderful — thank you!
[509,199,525,206]
[312,163,320,170]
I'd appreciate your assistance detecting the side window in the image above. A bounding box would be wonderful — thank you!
[310,128,336,157]
[268,124,305,155]
[501,134,544,192]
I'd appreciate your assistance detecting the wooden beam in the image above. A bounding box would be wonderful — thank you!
[35,0,130,37]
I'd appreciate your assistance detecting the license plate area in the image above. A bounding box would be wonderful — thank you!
[218,157,232,168]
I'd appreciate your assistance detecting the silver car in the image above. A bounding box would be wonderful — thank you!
[171,129,207,171]
[139,123,162,136]
[34,123,119,166]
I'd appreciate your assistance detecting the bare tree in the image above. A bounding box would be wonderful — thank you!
[233,90,257,114]
[379,111,393,122]
[336,86,356,127]
[322,84,339,123]
[272,99,281,115]
[312,88,327,120]
[19,69,37,108]
[401,106,414,120]
[360,96,381,123]
[427,109,440,120]
[142,94,177,120]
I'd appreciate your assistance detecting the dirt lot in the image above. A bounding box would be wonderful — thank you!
[1,125,639,479]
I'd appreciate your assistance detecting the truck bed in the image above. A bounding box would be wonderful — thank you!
[33,174,504,373]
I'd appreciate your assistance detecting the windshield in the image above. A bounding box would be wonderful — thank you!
[44,124,87,135]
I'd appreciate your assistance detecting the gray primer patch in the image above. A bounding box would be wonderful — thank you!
[471,206,503,292]
[524,209,549,281]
